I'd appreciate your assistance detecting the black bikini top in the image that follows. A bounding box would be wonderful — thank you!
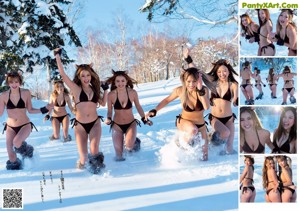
[55,98,66,107]
[114,89,132,110]
[210,86,232,102]
[184,96,204,112]
[273,138,290,153]
[242,130,265,153]
[6,88,26,109]
[76,88,98,105]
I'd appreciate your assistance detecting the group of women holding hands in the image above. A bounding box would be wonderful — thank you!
[240,61,297,105]
[0,47,239,171]
[240,155,297,203]
[241,9,297,56]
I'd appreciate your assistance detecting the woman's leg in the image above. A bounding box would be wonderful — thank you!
[74,124,88,165]
[6,129,18,162]
[62,115,70,139]
[250,189,256,202]
[245,85,254,103]
[112,124,125,159]
[176,118,198,144]
[52,118,61,139]
[240,86,249,101]
[88,119,101,156]
[282,89,288,104]
[225,117,235,153]
[124,122,137,150]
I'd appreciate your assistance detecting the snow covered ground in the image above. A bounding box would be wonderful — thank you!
[0,78,239,210]
[239,58,297,105]
[1,76,298,210]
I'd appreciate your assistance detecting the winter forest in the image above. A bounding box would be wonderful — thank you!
[0,0,298,211]
[0,0,238,99]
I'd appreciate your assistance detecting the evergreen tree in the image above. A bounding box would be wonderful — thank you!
[0,0,81,86]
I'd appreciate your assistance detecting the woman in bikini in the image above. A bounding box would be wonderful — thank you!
[240,13,260,45]
[240,61,254,105]
[0,71,53,170]
[271,9,297,56]
[240,156,256,202]
[240,107,274,154]
[105,70,152,161]
[277,66,297,105]
[253,67,266,100]
[272,106,297,154]
[262,156,281,202]
[147,49,210,161]
[276,155,297,202]
[208,59,238,155]
[267,68,278,99]
[54,48,108,173]
[257,9,275,56]
[44,80,74,142]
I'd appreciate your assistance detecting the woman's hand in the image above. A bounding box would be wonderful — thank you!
[183,47,190,59]
[197,72,203,90]
[105,117,112,125]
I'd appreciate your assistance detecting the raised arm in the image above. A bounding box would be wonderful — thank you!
[183,47,195,68]
[53,49,78,92]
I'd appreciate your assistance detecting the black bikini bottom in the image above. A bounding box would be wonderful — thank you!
[282,87,294,93]
[240,84,252,89]
[51,114,70,123]
[176,114,208,131]
[71,116,103,134]
[3,122,38,134]
[208,113,236,125]
[261,43,275,54]
[110,119,141,134]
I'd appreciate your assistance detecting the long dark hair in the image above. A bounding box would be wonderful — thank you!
[207,59,238,84]
[105,70,138,91]
[273,107,297,144]
[73,64,101,102]
[276,9,297,34]
[240,13,256,36]
[52,80,69,97]
[268,68,275,82]
[257,9,272,27]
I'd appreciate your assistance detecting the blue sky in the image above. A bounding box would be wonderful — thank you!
[74,0,237,45]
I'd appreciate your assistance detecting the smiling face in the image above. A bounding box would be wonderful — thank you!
[277,157,287,168]
[55,82,64,94]
[185,75,197,91]
[259,10,266,22]
[8,77,21,90]
[279,11,290,26]
[115,75,127,89]
[240,111,254,131]
[281,110,295,132]
[244,157,253,166]
[241,17,249,27]
[217,65,229,82]
[79,69,92,86]
[267,159,275,169]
